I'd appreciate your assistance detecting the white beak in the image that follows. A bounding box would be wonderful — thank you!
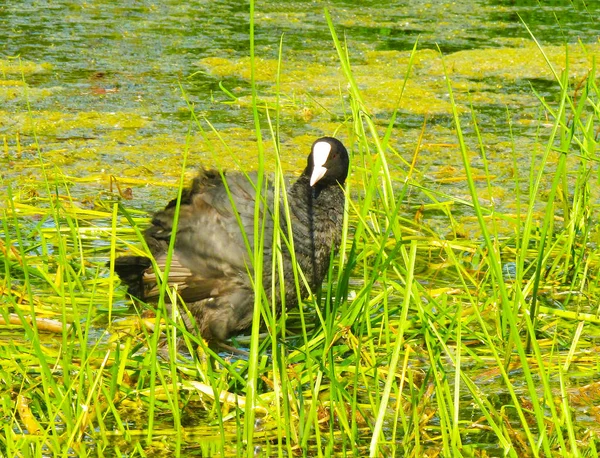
[310,166,328,186]
[310,140,332,186]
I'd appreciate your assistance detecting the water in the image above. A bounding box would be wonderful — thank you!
[2,1,598,233]
[2,1,598,154]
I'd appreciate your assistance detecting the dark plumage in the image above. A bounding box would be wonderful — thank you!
[113,137,349,341]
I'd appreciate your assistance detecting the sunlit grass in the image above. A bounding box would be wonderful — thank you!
[2,8,600,458]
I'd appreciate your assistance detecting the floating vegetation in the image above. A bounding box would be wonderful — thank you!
[0,59,51,76]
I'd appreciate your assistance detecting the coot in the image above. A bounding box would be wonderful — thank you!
[113,137,349,341]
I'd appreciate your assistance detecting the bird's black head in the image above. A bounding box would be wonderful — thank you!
[305,137,350,189]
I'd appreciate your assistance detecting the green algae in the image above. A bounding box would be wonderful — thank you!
[444,43,600,81]
[199,43,600,120]
[0,59,51,77]
[1,123,322,205]
[2,38,596,209]
[0,110,150,137]
[0,80,26,87]
[0,80,59,103]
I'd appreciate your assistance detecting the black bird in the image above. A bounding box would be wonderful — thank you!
[113,137,349,342]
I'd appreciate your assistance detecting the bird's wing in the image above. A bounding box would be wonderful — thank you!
[140,170,274,303]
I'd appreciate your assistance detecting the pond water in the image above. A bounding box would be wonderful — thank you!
[2,1,599,213]
[2,0,600,456]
